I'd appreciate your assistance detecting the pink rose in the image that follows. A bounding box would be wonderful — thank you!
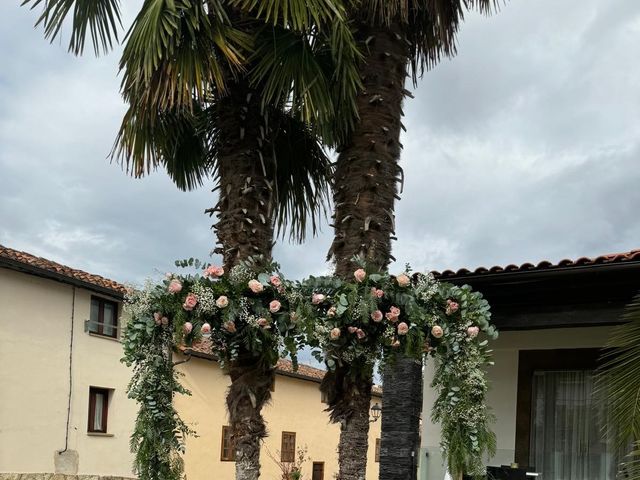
[257,318,269,328]
[397,322,409,335]
[354,269,366,283]
[330,328,341,340]
[467,326,480,338]
[269,300,281,313]
[161,316,169,326]
[348,326,358,334]
[446,299,459,315]
[183,293,198,311]
[270,275,282,287]
[392,339,401,348]
[431,325,444,338]
[356,328,366,340]
[183,322,193,334]
[312,293,326,305]
[201,322,211,334]
[248,279,264,293]
[153,312,162,325]
[168,279,182,294]
[385,306,401,323]
[327,306,337,317]
[224,321,237,333]
[371,310,383,323]
[371,288,384,298]
[204,265,224,277]
[216,296,229,308]
[396,273,410,287]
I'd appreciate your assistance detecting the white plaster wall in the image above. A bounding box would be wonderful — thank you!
[0,268,137,477]
[420,326,613,480]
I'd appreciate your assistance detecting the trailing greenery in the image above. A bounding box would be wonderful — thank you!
[596,292,640,479]
[122,285,193,480]
[428,282,498,479]
[122,258,498,478]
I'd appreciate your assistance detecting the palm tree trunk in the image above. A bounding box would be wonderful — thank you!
[329,18,411,480]
[337,371,373,480]
[212,84,275,271]
[329,19,407,277]
[379,356,423,480]
[212,81,275,480]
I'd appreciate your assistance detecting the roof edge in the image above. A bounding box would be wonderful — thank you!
[0,256,125,299]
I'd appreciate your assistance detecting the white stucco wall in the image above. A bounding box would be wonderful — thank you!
[419,326,612,480]
[0,268,137,477]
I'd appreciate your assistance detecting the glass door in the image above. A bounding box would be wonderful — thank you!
[529,370,618,480]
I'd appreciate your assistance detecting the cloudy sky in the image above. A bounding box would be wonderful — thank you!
[1,0,639,286]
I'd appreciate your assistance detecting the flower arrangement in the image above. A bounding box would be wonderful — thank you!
[427,282,498,478]
[133,257,306,370]
[300,264,428,373]
[122,257,498,479]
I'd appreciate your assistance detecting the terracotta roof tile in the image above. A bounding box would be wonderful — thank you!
[183,340,382,395]
[433,248,640,279]
[0,245,127,295]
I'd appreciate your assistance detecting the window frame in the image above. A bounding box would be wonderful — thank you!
[312,461,325,480]
[89,296,119,339]
[220,425,236,462]
[281,431,297,463]
[87,387,110,433]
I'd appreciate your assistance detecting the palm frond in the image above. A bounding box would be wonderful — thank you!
[250,22,360,145]
[360,0,499,83]
[229,0,343,31]
[22,0,122,55]
[619,444,640,480]
[112,102,210,191]
[119,0,250,112]
[596,292,640,454]
[269,111,333,242]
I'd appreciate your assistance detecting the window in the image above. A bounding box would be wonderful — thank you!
[281,431,296,462]
[89,296,119,338]
[312,462,324,480]
[320,388,329,404]
[220,426,236,461]
[88,387,110,433]
[375,438,381,462]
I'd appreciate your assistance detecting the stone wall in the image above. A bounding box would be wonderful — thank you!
[0,474,135,480]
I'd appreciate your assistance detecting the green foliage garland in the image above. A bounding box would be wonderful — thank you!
[428,282,498,478]
[123,258,499,478]
[122,284,193,480]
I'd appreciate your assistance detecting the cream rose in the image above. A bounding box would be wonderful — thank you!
[396,273,410,287]
[248,279,264,293]
[431,325,444,338]
[216,295,229,308]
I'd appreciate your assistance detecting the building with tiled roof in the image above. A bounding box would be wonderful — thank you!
[422,247,640,480]
[0,245,137,478]
[0,244,127,297]
[0,245,382,480]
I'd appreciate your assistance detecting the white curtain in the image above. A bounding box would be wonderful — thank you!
[530,370,618,480]
[94,392,104,431]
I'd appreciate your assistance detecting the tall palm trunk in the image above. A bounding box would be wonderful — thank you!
[329,18,410,480]
[211,80,275,480]
[379,357,423,480]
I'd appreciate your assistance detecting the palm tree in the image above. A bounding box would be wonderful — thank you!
[596,293,640,479]
[23,2,360,479]
[325,3,496,479]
